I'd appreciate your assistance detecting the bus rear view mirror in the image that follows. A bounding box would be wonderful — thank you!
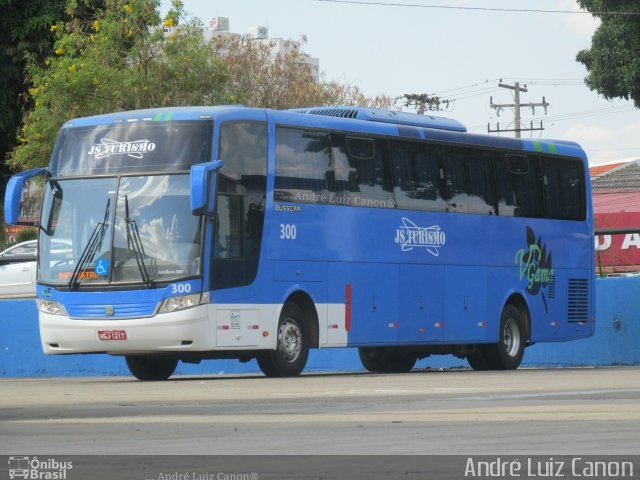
[190,160,224,217]
[4,168,47,226]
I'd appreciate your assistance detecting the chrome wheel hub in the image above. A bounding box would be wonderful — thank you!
[503,317,521,358]
[278,319,302,363]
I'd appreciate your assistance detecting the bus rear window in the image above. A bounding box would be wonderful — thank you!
[541,158,585,220]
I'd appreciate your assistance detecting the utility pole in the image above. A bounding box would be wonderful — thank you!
[403,94,451,114]
[488,81,549,138]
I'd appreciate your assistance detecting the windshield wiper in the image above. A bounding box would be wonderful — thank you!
[68,198,111,289]
[124,195,153,287]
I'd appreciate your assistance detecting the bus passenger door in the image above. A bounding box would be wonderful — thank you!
[211,193,245,289]
[397,265,444,343]
[444,266,488,342]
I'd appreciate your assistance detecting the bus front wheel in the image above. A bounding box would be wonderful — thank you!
[258,303,309,377]
[125,356,178,381]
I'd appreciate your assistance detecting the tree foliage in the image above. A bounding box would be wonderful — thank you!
[576,1,640,107]
[9,1,392,171]
[211,35,392,110]
[0,0,90,189]
[10,0,227,170]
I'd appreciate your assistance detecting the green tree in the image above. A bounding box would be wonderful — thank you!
[10,0,228,170]
[0,1,88,192]
[576,1,640,107]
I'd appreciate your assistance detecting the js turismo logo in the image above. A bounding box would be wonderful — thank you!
[394,217,446,256]
[88,138,156,159]
[8,456,73,480]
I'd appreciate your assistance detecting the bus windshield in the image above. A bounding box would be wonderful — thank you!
[39,174,202,286]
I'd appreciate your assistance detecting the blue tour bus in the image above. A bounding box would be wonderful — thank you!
[5,105,595,380]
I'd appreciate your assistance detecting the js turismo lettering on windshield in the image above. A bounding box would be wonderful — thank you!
[88,137,156,159]
[394,217,446,256]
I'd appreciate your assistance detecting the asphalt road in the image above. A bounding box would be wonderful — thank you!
[1,367,639,455]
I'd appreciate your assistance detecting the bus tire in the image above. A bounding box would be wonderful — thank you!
[379,351,417,373]
[257,303,309,377]
[125,356,178,381]
[467,347,491,371]
[358,347,384,372]
[485,304,526,370]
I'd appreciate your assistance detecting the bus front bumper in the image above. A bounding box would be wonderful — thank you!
[39,304,214,355]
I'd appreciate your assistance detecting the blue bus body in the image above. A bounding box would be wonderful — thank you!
[5,105,595,379]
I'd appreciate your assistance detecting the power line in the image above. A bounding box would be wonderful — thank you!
[522,105,636,124]
[467,104,636,131]
[432,79,500,96]
[308,0,640,15]
[526,81,585,86]
[451,87,503,102]
[429,78,586,105]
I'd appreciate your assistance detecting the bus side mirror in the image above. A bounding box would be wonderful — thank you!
[190,160,224,217]
[4,168,47,225]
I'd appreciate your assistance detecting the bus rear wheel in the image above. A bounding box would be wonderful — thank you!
[358,347,417,373]
[125,356,178,381]
[358,347,384,372]
[257,303,309,377]
[379,352,417,373]
[467,347,491,371]
[484,304,526,370]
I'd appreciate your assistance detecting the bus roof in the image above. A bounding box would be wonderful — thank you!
[61,105,587,161]
[289,106,467,132]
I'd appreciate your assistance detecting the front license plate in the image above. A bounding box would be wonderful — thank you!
[98,330,127,341]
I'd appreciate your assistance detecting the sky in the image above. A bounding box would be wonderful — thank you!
[160,0,639,166]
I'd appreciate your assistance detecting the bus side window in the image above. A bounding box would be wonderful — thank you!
[443,147,496,215]
[496,154,544,218]
[390,140,446,212]
[274,128,331,203]
[331,134,394,207]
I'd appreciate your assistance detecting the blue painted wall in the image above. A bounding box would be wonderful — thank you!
[1,277,638,377]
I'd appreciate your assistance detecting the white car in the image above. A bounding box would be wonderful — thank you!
[0,240,37,298]
[0,240,72,299]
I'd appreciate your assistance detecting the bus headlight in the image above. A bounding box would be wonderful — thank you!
[159,292,209,314]
[36,299,68,316]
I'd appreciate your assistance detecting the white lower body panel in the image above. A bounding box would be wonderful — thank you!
[40,301,349,355]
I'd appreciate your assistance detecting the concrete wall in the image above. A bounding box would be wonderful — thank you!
[1,277,638,377]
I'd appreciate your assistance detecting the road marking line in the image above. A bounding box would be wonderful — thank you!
[9,404,640,425]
